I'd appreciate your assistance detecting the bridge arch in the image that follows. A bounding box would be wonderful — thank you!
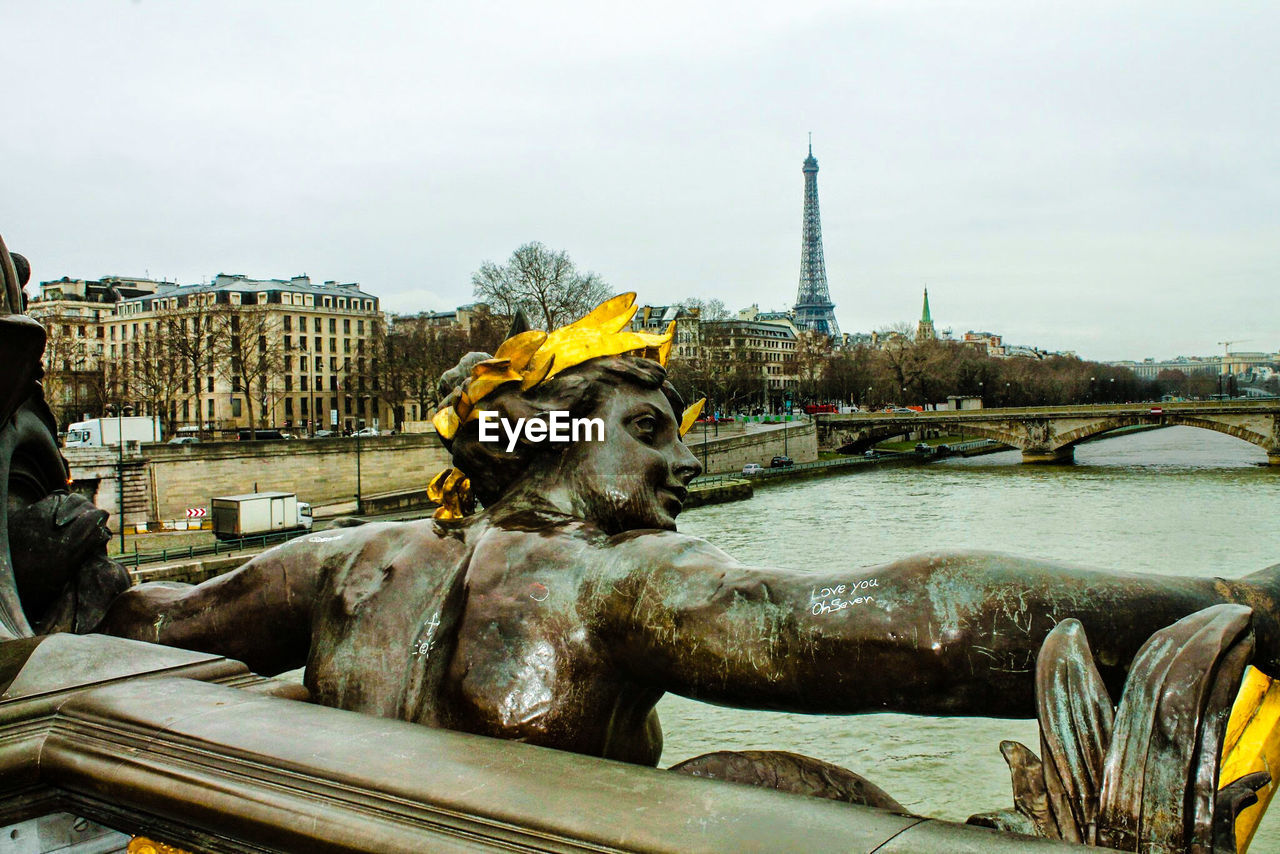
[1163,414,1274,451]
[818,404,1280,465]
[1048,415,1276,462]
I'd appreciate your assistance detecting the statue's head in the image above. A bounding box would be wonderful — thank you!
[429,294,704,532]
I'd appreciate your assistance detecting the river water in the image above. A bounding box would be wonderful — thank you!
[659,426,1280,845]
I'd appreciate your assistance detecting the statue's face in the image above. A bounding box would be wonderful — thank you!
[561,383,702,533]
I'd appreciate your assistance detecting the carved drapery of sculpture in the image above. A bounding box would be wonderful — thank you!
[971,605,1280,853]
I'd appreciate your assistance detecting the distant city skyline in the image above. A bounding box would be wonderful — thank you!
[5,2,1278,362]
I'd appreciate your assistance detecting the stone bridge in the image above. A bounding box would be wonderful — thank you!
[816,401,1280,465]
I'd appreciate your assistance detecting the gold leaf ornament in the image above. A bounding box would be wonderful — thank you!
[679,398,705,437]
[493,329,547,370]
[427,467,473,520]
[519,293,674,390]
[128,839,193,854]
[431,405,460,440]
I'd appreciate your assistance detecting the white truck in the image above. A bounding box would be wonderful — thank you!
[64,416,163,447]
[210,492,313,540]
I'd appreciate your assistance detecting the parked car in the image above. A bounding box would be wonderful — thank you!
[312,429,337,438]
[353,427,380,437]
[770,455,794,468]
[237,429,287,441]
[742,463,763,475]
[167,436,200,445]
[893,407,916,414]
[914,442,932,453]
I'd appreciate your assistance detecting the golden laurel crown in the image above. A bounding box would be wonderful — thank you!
[426,292,705,520]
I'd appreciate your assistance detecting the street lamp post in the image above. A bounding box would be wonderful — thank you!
[694,388,709,473]
[355,427,363,513]
[116,404,125,552]
[702,419,708,473]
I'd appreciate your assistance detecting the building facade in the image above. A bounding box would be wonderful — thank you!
[31,273,395,436]
[26,276,165,426]
[634,303,802,411]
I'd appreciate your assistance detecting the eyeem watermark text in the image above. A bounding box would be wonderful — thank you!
[477,411,604,452]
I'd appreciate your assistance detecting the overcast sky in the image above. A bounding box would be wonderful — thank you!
[5,2,1278,361]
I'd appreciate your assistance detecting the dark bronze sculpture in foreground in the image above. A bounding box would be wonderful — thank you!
[0,235,129,642]
[99,296,1280,760]
[5,249,1280,850]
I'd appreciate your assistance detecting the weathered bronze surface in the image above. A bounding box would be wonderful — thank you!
[670,749,906,811]
[0,237,129,642]
[978,606,1272,852]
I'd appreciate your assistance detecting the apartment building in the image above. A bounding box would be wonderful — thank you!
[30,273,392,435]
[27,276,164,425]
[632,303,802,409]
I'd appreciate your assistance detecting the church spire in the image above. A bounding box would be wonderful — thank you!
[916,287,936,342]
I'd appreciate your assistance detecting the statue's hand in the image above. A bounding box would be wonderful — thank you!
[10,491,111,568]
[9,491,124,633]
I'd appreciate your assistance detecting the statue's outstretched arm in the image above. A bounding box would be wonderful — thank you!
[610,533,1280,718]
[100,542,319,676]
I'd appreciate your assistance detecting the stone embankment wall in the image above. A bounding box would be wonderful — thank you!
[64,446,152,529]
[68,435,451,524]
[686,422,817,475]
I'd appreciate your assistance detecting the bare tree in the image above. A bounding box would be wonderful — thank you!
[819,345,868,407]
[128,315,187,435]
[793,330,830,401]
[676,297,730,321]
[472,242,613,330]
[376,314,472,419]
[212,302,284,439]
[369,316,411,429]
[38,321,92,425]
[163,299,218,435]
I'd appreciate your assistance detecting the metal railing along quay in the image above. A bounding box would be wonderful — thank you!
[113,528,311,569]
[688,439,1006,488]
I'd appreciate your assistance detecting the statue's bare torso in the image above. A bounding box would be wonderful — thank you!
[303,515,666,764]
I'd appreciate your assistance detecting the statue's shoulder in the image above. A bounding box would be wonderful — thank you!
[271,518,464,580]
[603,528,740,572]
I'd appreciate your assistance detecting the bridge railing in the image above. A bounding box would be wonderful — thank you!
[817,399,1279,421]
[941,439,1003,453]
[113,528,311,569]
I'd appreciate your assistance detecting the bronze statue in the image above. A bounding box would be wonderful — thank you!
[97,293,1280,775]
[0,235,129,641]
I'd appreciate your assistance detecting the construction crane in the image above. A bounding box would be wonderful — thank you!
[1215,340,1253,400]
[1217,339,1252,372]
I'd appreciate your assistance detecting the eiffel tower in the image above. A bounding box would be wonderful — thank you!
[792,139,841,338]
